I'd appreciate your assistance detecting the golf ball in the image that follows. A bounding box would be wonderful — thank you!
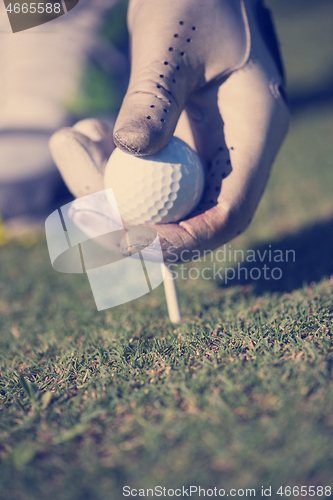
[104,137,204,225]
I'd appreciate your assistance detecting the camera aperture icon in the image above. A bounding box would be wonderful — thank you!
[45,189,165,311]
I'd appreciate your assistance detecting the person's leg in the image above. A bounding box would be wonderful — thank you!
[0,0,117,222]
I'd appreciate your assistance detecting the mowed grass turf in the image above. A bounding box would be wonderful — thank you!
[1,1,333,499]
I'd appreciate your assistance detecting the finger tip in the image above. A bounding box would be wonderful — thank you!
[113,123,171,156]
[114,127,151,156]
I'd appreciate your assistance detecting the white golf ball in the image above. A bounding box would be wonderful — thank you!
[104,137,204,225]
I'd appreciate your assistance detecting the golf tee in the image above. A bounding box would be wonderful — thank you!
[162,263,182,324]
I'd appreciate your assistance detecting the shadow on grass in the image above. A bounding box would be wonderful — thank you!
[222,217,333,294]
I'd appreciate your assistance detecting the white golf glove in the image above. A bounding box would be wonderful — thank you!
[50,0,289,261]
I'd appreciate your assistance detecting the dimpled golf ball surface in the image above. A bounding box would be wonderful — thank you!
[104,137,204,225]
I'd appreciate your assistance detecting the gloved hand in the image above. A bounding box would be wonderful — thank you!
[50,0,289,262]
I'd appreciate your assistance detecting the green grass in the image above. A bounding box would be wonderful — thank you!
[1,247,332,499]
[1,2,333,499]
